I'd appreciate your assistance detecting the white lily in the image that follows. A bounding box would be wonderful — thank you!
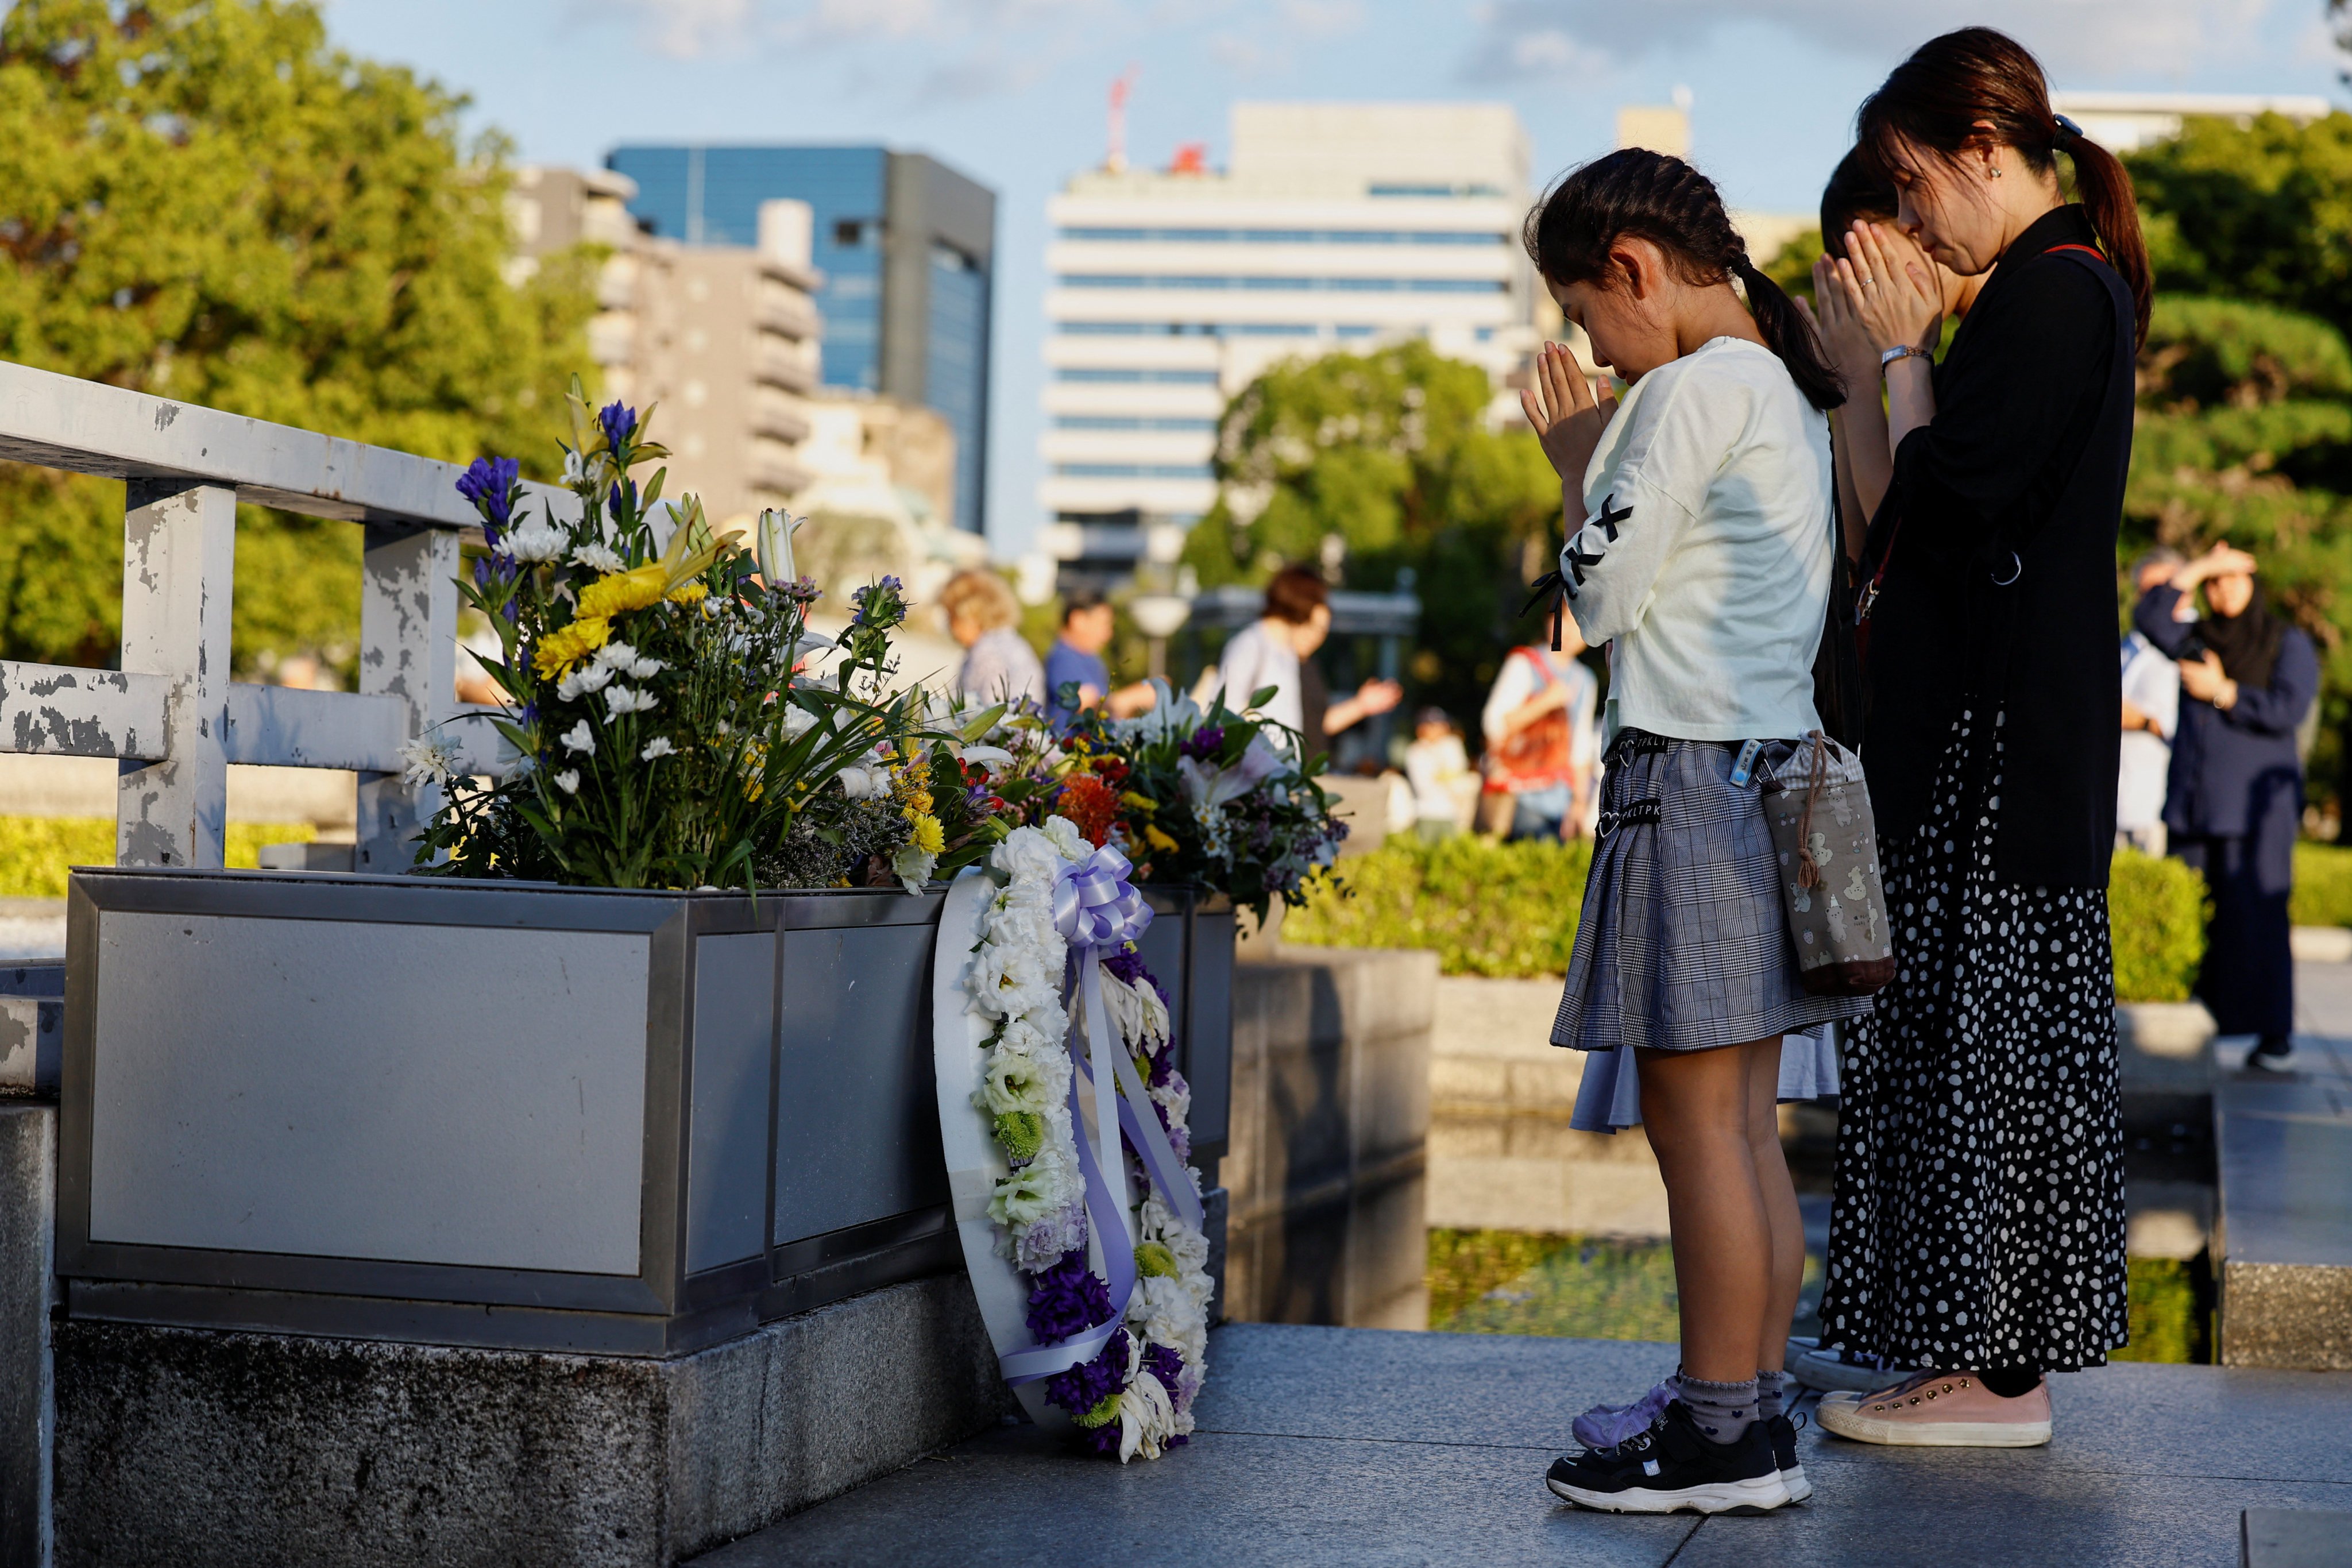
[957,744,1014,777]
[754,507,800,584]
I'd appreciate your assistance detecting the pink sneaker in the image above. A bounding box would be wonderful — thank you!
[1816,1371,2052,1447]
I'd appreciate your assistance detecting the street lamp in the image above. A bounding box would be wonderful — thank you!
[1129,593,1192,681]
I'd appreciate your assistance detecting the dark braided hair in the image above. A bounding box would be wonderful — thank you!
[1521,148,1845,412]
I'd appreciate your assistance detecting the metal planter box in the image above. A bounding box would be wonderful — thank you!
[55,867,1233,1357]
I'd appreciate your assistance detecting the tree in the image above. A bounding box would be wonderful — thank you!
[0,0,598,674]
[1180,341,1562,724]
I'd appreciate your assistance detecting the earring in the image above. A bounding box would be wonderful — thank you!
[1991,167,2004,179]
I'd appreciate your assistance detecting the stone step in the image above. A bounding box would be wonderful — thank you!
[2213,960,2352,1369]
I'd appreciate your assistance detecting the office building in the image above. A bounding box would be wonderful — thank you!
[1038,103,1539,576]
[508,167,824,527]
[2049,91,2330,153]
[604,145,996,535]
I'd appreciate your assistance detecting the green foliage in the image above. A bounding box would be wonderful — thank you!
[0,0,598,673]
[1427,1229,1685,1342]
[1284,835,1592,978]
[2126,111,2352,337]
[2110,1257,2211,1365]
[1763,227,1825,301]
[2109,848,2210,1004]
[2291,841,2352,926]
[0,817,314,898]
[1181,341,1561,721]
[1293,837,2203,1003]
[2141,297,2352,410]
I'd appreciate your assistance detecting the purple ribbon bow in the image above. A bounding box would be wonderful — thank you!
[1053,843,1153,953]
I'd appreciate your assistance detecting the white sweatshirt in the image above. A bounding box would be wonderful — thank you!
[1562,336,1833,744]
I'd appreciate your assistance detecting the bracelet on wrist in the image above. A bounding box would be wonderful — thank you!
[1880,345,1933,368]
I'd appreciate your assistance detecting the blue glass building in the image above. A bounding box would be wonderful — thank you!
[608,144,995,535]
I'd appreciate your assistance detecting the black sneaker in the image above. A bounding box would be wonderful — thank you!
[1768,1412,1811,1503]
[2246,1037,2297,1075]
[1546,1401,1793,1515]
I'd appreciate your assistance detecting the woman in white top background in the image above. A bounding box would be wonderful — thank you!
[1212,565,1399,759]
[1522,148,1860,1517]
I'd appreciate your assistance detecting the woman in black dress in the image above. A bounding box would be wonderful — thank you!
[1806,27,2146,1445]
[2135,543,2318,1070]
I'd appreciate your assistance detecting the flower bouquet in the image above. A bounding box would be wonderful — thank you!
[415,384,964,892]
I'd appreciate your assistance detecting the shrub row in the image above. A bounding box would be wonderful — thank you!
[1289,837,2212,1005]
[0,818,317,899]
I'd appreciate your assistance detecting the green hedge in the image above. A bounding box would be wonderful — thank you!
[2291,842,2352,928]
[1287,835,1592,979]
[1291,837,2210,1005]
[0,817,316,899]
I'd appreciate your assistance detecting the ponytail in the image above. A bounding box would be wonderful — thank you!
[2054,122,2153,345]
[1857,27,2152,346]
[1732,254,1847,412]
[1523,148,1847,412]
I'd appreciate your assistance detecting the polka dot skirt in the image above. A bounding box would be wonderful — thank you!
[1818,710,2130,1373]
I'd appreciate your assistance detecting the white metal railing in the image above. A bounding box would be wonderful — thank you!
[0,360,576,872]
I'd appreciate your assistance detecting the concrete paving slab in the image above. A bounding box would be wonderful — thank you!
[694,1326,2352,1568]
[2242,1507,2352,1567]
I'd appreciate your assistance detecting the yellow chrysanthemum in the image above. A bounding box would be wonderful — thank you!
[667,582,708,605]
[1144,824,1179,854]
[1120,790,1158,812]
[577,565,669,620]
[534,615,612,678]
[910,814,944,855]
[904,788,934,816]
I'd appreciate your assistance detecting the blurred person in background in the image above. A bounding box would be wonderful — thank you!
[1213,565,1401,759]
[1478,627,1599,840]
[941,569,1042,709]
[2134,542,2318,1072]
[1404,708,1477,841]
[1044,588,1156,727]
[2118,547,2184,856]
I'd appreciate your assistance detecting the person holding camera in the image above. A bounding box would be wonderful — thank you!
[2133,542,2319,1072]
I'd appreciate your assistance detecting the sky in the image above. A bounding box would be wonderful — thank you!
[324,0,2349,559]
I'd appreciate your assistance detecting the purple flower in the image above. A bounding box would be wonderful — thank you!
[1025,1250,1113,1345]
[608,477,635,524]
[1180,725,1225,762]
[455,455,519,541]
[1045,1333,1131,1450]
[597,400,636,453]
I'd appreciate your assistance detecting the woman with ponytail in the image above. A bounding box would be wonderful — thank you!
[1519,147,1864,1516]
[1807,27,2141,1447]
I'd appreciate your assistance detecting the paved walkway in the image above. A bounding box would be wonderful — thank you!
[692,1323,2352,1567]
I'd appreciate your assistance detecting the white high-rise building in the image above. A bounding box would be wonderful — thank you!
[1038,103,1538,577]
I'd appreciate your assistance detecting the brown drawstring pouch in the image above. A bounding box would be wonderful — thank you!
[1758,732,1896,997]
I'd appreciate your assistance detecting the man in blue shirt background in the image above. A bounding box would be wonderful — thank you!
[1045,589,1154,727]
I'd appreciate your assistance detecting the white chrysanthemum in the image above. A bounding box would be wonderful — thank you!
[595,640,665,679]
[1041,815,1090,863]
[570,541,625,573]
[1127,1273,1208,1367]
[641,736,675,761]
[553,769,581,795]
[557,663,614,701]
[604,685,659,719]
[837,760,887,800]
[399,735,459,787]
[559,720,596,756]
[994,826,1064,886]
[504,519,567,562]
[892,841,937,895]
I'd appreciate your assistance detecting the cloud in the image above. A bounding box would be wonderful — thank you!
[584,0,1109,78]
[1461,0,2280,82]
[1278,0,1364,39]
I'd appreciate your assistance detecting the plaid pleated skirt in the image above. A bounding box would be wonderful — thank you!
[1553,730,1871,1058]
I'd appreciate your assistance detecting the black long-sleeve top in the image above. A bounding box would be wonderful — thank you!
[2131,584,2315,840]
[1860,205,2137,886]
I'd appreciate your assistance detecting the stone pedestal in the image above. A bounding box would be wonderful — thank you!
[2,1104,55,1568]
[53,1275,1015,1568]
[1220,945,1434,1330]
